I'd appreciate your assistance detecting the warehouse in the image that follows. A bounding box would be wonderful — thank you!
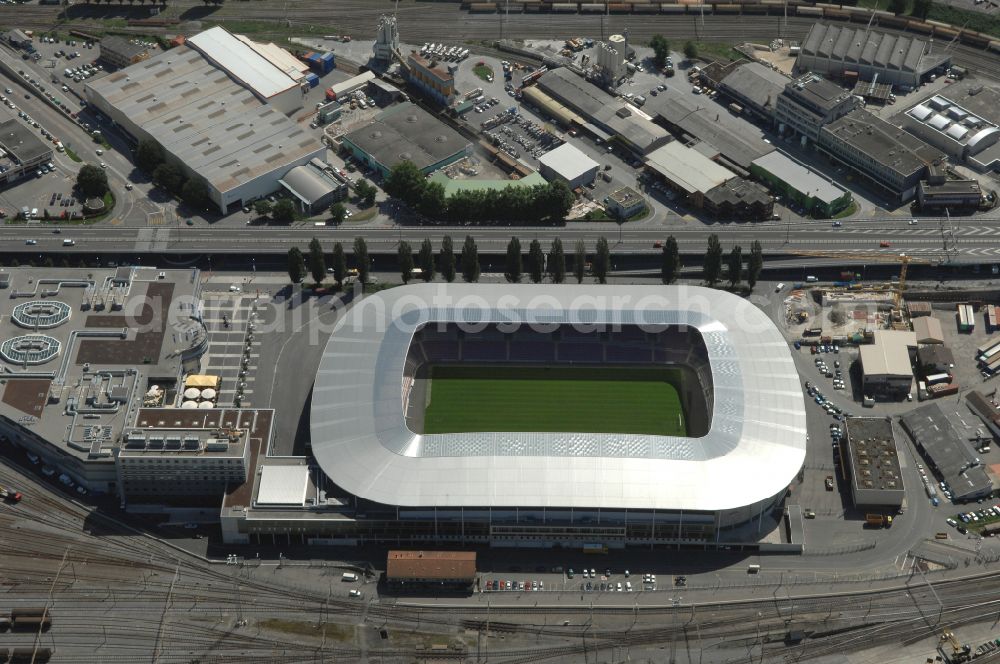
[819,109,946,202]
[750,151,851,217]
[966,391,1000,441]
[901,404,993,503]
[341,102,471,178]
[98,36,149,70]
[86,32,324,213]
[386,551,477,593]
[645,141,735,208]
[538,142,599,189]
[913,316,945,345]
[917,344,954,373]
[843,417,905,509]
[278,158,349,214]
[718,62,789,121]
[0,118,52,184]
[795,22,951,89]
[326,71,376,103]
[859,330,916,399]
[903,95,1000,165]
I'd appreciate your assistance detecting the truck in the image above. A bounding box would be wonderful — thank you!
[0,485,23,502]
[728,102,743,115]
[865,513,885,527]
[863,396,875,407]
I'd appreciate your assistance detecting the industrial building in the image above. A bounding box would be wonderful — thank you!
[98,36,149,70]
[843,417,905,509]
[373,14,400,63]
[819,109,946,202]
[341,102,470,178]
[917,179,983,212]
[385,551,477,593]
[538,142,599,189]
[917,344,954,373]
[750,151,852,217]
[0,118,52,185]
[278,158,349,214]
[645,141,735,208]
[795,22,951,89]
[703,178,773,222]
[85,27,325,213]
[903,95,1000,169]
[902,404,993,502]
[966,391,1000,441]
[405,52,456,106]
[606,186,646,219]
[428,170,546,196]
[325,71,376,103]
[913,316,946,345]
[775,73,860,143]
[717,62,789,121]
[859,330,916,399]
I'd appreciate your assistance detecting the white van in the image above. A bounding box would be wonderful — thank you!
[774,283,785,292]
[805,275,818,283]
[342,572,358,582]
[747,564,761,574]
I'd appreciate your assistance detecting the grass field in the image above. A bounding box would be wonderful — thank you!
[422,366,687,436]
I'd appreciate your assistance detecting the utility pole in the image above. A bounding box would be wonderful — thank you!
[151,562,180,664]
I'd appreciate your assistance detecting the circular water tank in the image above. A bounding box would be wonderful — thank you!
[198,401,215,409]
[201,388,217,401]
[609,34,626,47]
[183,387,201,400]
[181,400,199,409]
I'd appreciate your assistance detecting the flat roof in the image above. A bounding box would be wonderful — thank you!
[257,465,310,506]
[0,118,51,164]
[609,185,643,206]
[310,284,808,512]
[822,109,945,180]
[784,73,853,113]
[187,26,297,99]
[901,403,993,501]
[343,102,469,172]
[86,44,322,194]
[387,550,477,580]
[100,36,148,61]
[428,170,546,196]
[844,417,904,499]
[967,390,1000,428]
[537,67,614,120]
[645,141,734,195]
[720,62,788,112]
[538,142,599,181]
[919,179,982,196]
[751,151,846,205]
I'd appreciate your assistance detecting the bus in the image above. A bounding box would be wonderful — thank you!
[582,543,608,555]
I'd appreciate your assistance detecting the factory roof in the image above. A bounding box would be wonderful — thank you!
[645,141,734,195]
[537,67,614,120]
[916,345,954,371]
[279,160,344,204]
[538,142,600,182]
[649,95,774,169]
[599,107,669,154]
[234,34,309,81]
[0,118,51,164]
[822,109,945,180]
[844,417,904,499]
[901,404,993,501]
[387,550,477,581]
[967,390,1000,429]
[100,36,148,61]
[86,44,322,194]
[800,23,948,76]
[187,26,298,99]
[310,284,807,512]
[913,316,945,344]
[859,330,915,377]
[342,102,469,172]
[751,151,847,205]
[719,62,788,113]
[703,177,772,208]
[782,73,854,112]
[918,179,982,197]
[428,170,546,196]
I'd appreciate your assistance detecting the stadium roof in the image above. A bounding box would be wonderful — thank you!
[187,26,298,99]
[645,142,734,195]
[310,284,808,512]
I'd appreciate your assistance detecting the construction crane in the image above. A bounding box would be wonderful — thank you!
[940,630,972,663]
[788,250,932,308]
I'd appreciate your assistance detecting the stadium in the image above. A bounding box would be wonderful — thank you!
[308,284,807,548]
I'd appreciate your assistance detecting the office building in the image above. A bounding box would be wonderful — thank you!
[775,73,860,143]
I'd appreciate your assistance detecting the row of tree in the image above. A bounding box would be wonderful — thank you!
[288,234,765,290]
[887,0,932,18]
[135,139,210,209]
[383,161,575,224]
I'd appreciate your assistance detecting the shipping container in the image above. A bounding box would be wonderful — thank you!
[305,73,320,88]
[929,382,959,398]
[11,648,53,663]
[976,336,1000,357]
[925,372,951,385]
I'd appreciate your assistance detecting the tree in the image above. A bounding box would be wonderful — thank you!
[548,238,566,284]
[573,240,586,284]
[747,240,764,291]
[135,138,164,173]
[461,235,480,283]
[287,247,305,284]
[661,236,680,284]
[308,237,326,285]
[504,236,522,283]
[272,198,295,223]
[703,234,723,286]
[152,162,182,193]
[888,0,906,13]
[76,164,108,198]
[355,179,376,207]
[418,180,447,219]
[683,41,698,61]
[181,178,209,208]
[398,241,414,284]
[911,0,932,18]
[384,160,427,208]
[329,202,346,225]
[440,236,456,283]
[353,237,370,285]
[650,34,670,68]
[418,238,435,282]
[253,199,272,219]
[727,244,743,288]
[331,242,347,286]
[593,236,610,284]
[527,239,544,284]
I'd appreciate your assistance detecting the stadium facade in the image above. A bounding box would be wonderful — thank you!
[232,284,807,550]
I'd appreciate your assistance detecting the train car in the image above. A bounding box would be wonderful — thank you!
[580,2,605,10]
[761,0,786,14]
[870,8,894,17]
[608,2,631,12]
[10,608,48,619]
[935,26,960,40]
[714,3,740,12]
[815,2,842,8]
[634,1,660,11]
[847,6,874,22]
[796,5,824,16]
[469,2,498,11]
[989,40,1000,54]
[907,19,934,34]
[659,3,686,12]
[687,3,713,13]
[11,616,50,631]
[742,3,769,13]
[551,2,578,11]
[960,30,991,49]
[876,14,908,29]
[823,7,851,20]
[11,649,53,664]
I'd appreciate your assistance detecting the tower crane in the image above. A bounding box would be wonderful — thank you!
[788,250,933,308]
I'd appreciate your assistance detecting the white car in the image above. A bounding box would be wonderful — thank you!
[229,284,241,293]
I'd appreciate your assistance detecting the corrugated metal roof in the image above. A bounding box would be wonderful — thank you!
[188,26,297,99]
[751,151,847,206]
[257,465,309,505]
[538,142,599,182]
[645,142,733,194]
[310,284,808,512]
[387,551,476,581]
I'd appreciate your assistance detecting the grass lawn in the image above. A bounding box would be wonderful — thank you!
[689,42,745,64]
[422,366,687,436]
[473,63,494,82]
[831,200,859,219]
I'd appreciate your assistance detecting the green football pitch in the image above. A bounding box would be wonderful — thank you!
[421,366,687,436]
